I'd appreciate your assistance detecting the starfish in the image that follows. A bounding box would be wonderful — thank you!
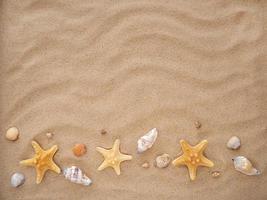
[172,139,214,181]
[20,141,61,184]
[96,139,132,175]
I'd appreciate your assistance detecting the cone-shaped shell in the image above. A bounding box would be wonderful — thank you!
[137,128,158,153]
[233,156,260,176]
[63,166,92,186]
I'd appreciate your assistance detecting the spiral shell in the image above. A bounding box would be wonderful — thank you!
[232,156,260,176]
[137,128,158,153]
[63,166,92,186]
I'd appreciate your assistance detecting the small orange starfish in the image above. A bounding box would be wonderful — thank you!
[96,139,132,175]
[20,141,61,184]
[172,139,214,180]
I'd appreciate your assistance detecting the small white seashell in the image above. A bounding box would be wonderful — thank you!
[232,156,260,176]
[63,166,92,186]
[11,172,25,187]
[137,128,158,153]
[155,154,171,168]
[227,136,241,150]
[6,127,20,141]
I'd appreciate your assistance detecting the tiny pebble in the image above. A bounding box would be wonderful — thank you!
[6,127,19,141]
[100,129,107,135]
[46,132,53,139]
[211,171,221,178]
[141,162,150,168]
[195,121,201,129]
[11,172,25,187]
[227,136,241,150]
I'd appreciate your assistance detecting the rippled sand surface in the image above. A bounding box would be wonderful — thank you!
[1,1,267,199]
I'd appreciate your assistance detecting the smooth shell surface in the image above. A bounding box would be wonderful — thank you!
[233,156,260,176]
[155,154,171,168]
[6,127,19,141]
[11,173,25,187]
[72,144,87,157]
[64,166,92,186]
[137,128,158,153]
[227,136,241,150]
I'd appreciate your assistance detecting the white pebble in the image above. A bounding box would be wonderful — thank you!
[11,173,25,187]
[6,127,19,141]
[227,136,241,150]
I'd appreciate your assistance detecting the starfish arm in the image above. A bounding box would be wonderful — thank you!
[200,156,214,168]
[32,141,43,154]
[172,155,186,166]
[20,158,36,166]
[113,165,121,175]
[47,145,58,156]
[36,167,48,184]
[96,147,109,157]
[112,139,120,152]
[118,154,132,162]
[48,161,61,174]
[97,160,109,171]
[188,165,197,181]
[194,140,208,153]
[180,140,191,152]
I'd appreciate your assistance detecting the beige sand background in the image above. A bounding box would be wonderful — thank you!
[1,0,267,199]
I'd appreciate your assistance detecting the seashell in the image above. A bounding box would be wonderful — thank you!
[63,166,92,186]
[141,162,150,168]
[11,172,25,187]
[137,128,158,153]
[155,153,171,168]
[227,136,241,150]
[6,127,19,141]
[232,156,260,176]
[72,144,87,157]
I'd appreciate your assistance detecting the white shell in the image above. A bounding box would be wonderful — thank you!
[227,136,241,150]
[137,128,158,153]
[63,166,92,186]
[6,127,19,141]
[11,172,25,187]
[155,154,171,168]
[233,156,260,176]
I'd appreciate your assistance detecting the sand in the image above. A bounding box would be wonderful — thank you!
[0,0,267,199]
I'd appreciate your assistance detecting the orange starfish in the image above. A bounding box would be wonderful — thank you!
[172,139,214,180]
[20,141,61,184]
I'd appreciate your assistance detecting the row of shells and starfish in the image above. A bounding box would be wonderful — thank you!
[6,126,261,188]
